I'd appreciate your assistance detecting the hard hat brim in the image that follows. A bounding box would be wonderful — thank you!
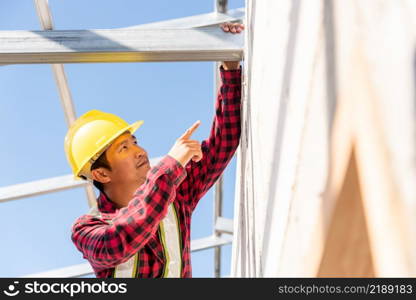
[128,120,144,136]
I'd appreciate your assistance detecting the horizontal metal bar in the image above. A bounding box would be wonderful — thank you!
[123,7,244,29]
[0,174,86,203]
[191,234,233,252]
[0,157,162,202]
[215,216,233,234]
[23,234,233,277]
[23,263,93,278]
[0,27,243,64]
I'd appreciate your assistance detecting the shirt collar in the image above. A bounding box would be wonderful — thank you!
[97,191,118,214]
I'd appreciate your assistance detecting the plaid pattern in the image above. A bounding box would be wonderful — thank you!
[71,66,242,278]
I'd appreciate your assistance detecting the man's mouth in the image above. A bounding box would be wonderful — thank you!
[136,159,149,169]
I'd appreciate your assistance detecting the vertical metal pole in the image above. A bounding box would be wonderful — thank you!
[34,0,97,208]
[213,0,228,279]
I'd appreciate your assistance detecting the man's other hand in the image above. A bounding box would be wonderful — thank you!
[220,22,244,70]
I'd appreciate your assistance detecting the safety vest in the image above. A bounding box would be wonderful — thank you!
[88,203,182,278]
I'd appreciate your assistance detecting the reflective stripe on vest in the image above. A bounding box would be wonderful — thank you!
[113,251,139,278]
[158,203,182,277]
[110,203,182,278]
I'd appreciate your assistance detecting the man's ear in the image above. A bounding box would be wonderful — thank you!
[91,168,111,184]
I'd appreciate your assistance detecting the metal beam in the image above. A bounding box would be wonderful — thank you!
[34,0,53,30]
[216,0,228,14]
[0,28,243,64]
[213,174,224,278]
[191,234,233,252]
[215,216,233,235]
[34,0,97,207]
[35,0,77,125]
[0,175,87,203]
[23,234,233,277]
[213,0,228,279]
[0,7,244,67]
[23,263,93,278]
[0,157,162,203]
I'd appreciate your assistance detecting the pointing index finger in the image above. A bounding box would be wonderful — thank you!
[180,120,201,140]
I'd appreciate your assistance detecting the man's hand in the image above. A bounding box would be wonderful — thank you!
[168,120,203,167]
[220,22,245,70]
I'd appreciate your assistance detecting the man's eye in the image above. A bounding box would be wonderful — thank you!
[133,140,138,145]
[122,145,128,150]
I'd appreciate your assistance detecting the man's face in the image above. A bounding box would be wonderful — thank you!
[104,131,151,186]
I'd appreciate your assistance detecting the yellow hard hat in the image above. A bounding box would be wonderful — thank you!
[64,110,144,180]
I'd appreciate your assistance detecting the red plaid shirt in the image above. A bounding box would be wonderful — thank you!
[71,66,241,278]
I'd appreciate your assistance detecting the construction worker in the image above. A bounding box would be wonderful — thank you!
[66,23,244,278]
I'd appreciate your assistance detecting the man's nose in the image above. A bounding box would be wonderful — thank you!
[134,146,146,158]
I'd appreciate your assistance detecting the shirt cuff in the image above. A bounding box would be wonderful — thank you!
[220,65,242,85]
[158,155,187,186]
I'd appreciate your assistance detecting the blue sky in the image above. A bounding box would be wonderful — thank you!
[0,0,244,277]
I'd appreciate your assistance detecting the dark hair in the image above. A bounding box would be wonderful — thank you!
[90,150,112,192]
